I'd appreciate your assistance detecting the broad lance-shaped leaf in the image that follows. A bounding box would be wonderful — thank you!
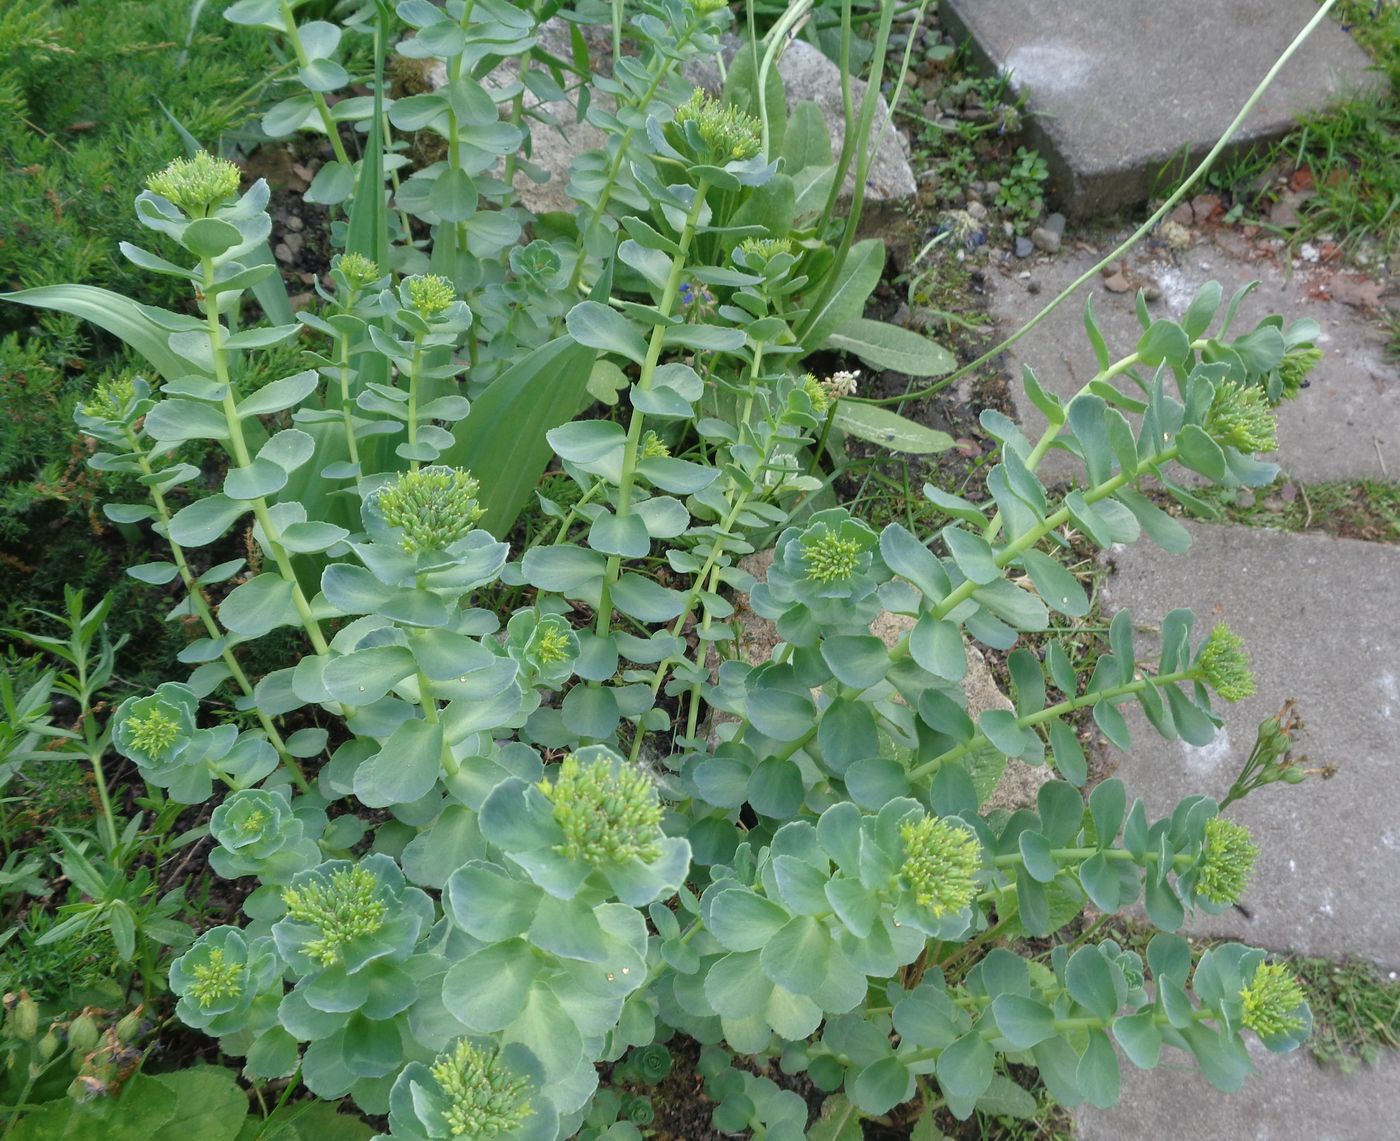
[833,403,953,456]
[824,317,955,377]
[0,286,203,381]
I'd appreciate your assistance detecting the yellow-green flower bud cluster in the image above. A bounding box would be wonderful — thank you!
[282,865,388,967]
[540,754,665,867]
[802,526,865,585]
[79,376,138,424]
[640,430,671,459]
[1195,816,1258,905]
[1196,623,1256,702]
[1277,344,1322,401]
[801,373,833,415]
[899,815,981,916]
[188,946,244,1009]
[125,707,182,760]
[672,89,762,162]
[406,273,457,318]
[1207,380,1277,454]
[1239,961,1307,1037]
[336,252,381,291]
[146,152,241,216]
[429,1039,535,1139]
[374,466,484,554]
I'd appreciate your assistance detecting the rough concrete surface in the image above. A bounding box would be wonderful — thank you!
[988,231,1397,486]
[1100,520,1400,967]
[1074,1035,1400,1141]
[941,0,1384,217]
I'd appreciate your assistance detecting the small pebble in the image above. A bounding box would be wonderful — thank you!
[1236,490,1256,508]
[1014,236,1034,258]
[1102,271,1131,293]
[1030,226,1061,254]
[1027,279,1041,295]
[1044,212,1067,237]
[967,201,988,220]
[984,180,1001,198]
[1142,281,1162,302]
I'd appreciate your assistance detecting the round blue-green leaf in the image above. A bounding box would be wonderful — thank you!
[323,646,417,705]
[429,167,477,222]
[1075,1028,1121,1109]
[937,1030,994,1100]
[445,860,541,941]
[1089,778,1127,846]
[611,574,685,622]
[745,689,815,742]
[224,458,288,500]
[561,683,620,739]
[844,758,911,808]
[760,916,833,996]
[707,889,791,953]
[352,717,444,808]
[819,635,888,689]
[1017,831,1058,884]
[704,950,773,1018]
[219,573,298,635]
[1112,1010,1161,1069]
[817,698,878,775]
[1066,947,1120,1022]
[1078,852,1122,912]
[747,756,803,819]
[304,160,354,205]
[909,615,967,681]
[980,709,1029,757]
[588,511,650,558]
[849,1056,913,1115]
[183,217,243,258]
[566,301,647,364]
[991,994,1056,1049]
[129,561,179,585]
[520,545,606,592]
[1019,549,1089,617]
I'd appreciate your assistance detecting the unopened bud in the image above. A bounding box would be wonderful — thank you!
[67,1013,99,1054]
[114,1008,143,1044]
[38,1030,61,1061]
[12,995,39,1042]
[1282,767,1307,785]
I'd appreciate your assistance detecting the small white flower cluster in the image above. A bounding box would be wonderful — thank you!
[822,369,860,401]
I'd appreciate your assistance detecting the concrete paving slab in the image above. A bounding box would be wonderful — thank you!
[1099,520,1400,967]
[987,232,1397,486]
[941,0,1385,217]
[1075,1037,1400,1141]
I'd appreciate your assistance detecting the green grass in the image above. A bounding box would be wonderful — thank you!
[1193,478,1400,542]
[0,0,279,682]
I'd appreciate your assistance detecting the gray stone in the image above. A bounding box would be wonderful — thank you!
[1030,225,1061,254]
[431,25,915,230]
[989,231,1397,486]
[1044,211,1067,237]
[1075,1036,1400,1141]
[1013,235,1034,258]
[941,0,1385,217]
[1100,521,1400,968]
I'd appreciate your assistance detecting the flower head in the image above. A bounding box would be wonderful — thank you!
[801,517,876,585]
[211,789,290,861]
[640,430,671,459]
[146,152,241,216]
[801,373,833,415]
[335,252,381,292]
[282,864,388,967]
[1196,622,1256,702]
[1276,343,1322,401]
[899,815,982,916]
[371,466,484,554]
[539,753,665,867]
[79,376,139,424]
[428,1039,534,1139]
[671,88,762,163]
[169,927,278,1031]
[532,621,573,667]
[406,273,457,319]
[1207,380,1277,454]
[1239,961,1307,1037]
[112,684,199,772]
[1195,816,1258,905]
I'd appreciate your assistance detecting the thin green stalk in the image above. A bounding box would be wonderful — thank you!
[866,0,1340,406]
[594,180,710,636]
[121,428,308,790]
[981,341,1205,543]
[909,668,1196,781]
[201,259,331,657]
[335,332,361,469]
[407,334,426,472]
[279,0,351,168]
[794,0,897,342]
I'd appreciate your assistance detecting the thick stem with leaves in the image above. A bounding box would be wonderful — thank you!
[279,0,351,168]
[594,180,710,636]
[201,258,330,657]
[120,427,307,789]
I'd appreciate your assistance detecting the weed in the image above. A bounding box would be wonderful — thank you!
[1193,478,1400,542]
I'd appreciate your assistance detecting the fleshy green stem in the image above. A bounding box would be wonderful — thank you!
[201,258,331,657]
[594,180,710,636]
[280,0,351,168]
[909,668,1195,782]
